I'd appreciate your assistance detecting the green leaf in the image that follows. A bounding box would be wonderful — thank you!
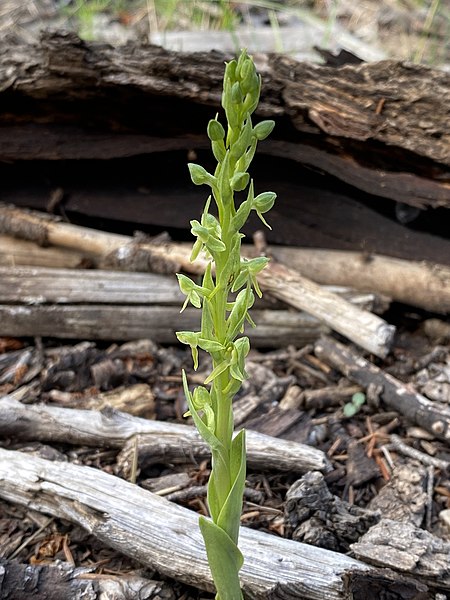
[207,470,221,523]
[237,137,257,172]
[229,337,250,382]
[201,298,215,341]
[199,517,244,600]
[218,150,232,204]
[221,233,243,292]
[204,359,230,385]
[343,402,358,418]
[227,289,254,340]
[231,193,253,233]
[352,392,366,408]
[217,430,246,543]
[231,268,248,293]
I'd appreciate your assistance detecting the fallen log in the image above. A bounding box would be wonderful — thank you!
[2,234,448,314]
[0,304,328,348]
[0,235,94,268]
[0,448,431,598]
[0,265,385,312]
[1,31,448,203]
[1,32,449,272]
[270,247,450,314]
[0,559,174,600]
[314,335,450,443]
[0,205,395,357]
[0,264,388,347]
[0,396,331,474]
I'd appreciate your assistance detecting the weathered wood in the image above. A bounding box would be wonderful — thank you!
[367,463,427,527]
[259,260,395,357]
[3,235,449,314]
[0,205,395,357]
[0,304,327,347]
[0,448,431,599]
[0,396,332,474]
[0,235,95,268]
[270,247,450,314]
[0,265,385,311]
[0,559,174,600]
[351,518,450,589]
[0,266,184,305]
[314,335,450,443]
[0,31,448,207]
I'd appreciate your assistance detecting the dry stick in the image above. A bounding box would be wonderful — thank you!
[0,448,428,600]
[389,435,450,471]
[0,234,95,268]
[270,247,450,314]
[258,261,395,358]
[0,204,394,357]
[0,396,331,474]
[314,335,450,443]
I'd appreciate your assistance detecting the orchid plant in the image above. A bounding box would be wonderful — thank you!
[176,49,275,600]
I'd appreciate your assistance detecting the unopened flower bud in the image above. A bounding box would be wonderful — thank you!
[231,82,243,104]
[224,59,237,82]
[188,163,215,186]
[253,120,275,141]
[253,191,276,213]
[207,119,225,142]
[231,172,250,192]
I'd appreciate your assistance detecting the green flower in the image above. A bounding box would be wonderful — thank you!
[176,274,209,312]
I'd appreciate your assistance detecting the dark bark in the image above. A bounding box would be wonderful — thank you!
[0,559,174,600]
[0,31,448,266]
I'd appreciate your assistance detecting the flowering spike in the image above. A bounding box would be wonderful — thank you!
[177,49,275,600]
